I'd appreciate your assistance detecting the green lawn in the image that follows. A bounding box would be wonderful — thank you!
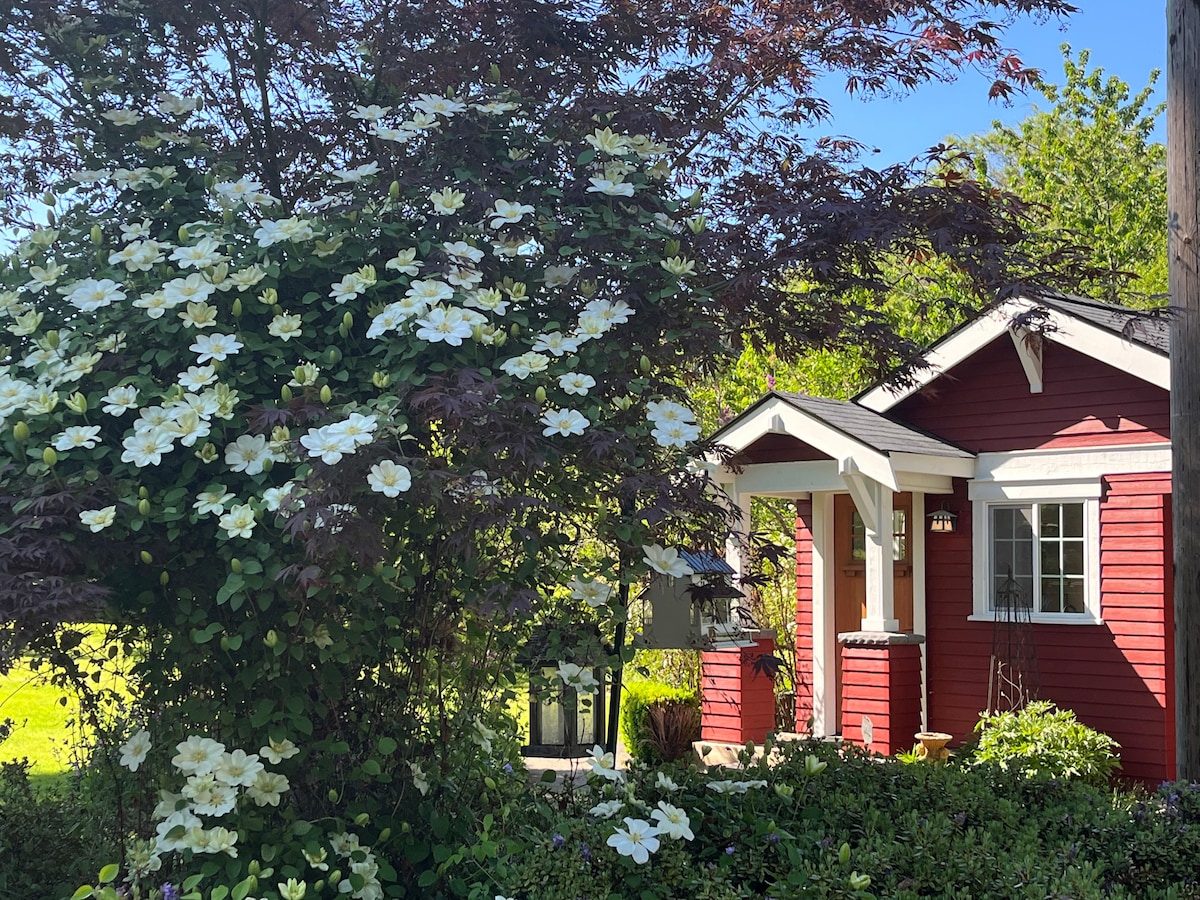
[0,662,79,775]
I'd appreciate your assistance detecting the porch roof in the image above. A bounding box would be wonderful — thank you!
[708,391,975,496]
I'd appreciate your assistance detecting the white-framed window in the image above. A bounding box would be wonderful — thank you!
[969,480,1102,624]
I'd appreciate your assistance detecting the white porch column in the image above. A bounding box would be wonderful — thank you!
[840,460,899,632]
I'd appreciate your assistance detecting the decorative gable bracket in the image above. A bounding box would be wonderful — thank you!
[1009,327,1043,394]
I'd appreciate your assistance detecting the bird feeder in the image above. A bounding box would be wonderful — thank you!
[637,550,754,650]
[517,625,608,758]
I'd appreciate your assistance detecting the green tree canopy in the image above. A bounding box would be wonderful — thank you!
[965,45,1167,307]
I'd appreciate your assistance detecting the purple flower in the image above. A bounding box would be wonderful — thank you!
[552,833,566,849]
[725,845,735,855]
[580,841,592,862]
[767,373,776,390]
[765,832,780,845]
[162,885,180,900]
[503,763,514,773]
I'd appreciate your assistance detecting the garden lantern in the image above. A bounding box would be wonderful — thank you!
[518,625,608,758]
[637,550,754,650]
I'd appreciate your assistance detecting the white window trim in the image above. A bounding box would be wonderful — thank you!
[968,479,1103,625]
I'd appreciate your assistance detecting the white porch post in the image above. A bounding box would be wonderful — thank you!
[840,460,899,632]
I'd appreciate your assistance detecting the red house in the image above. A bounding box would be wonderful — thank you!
[709,293,1174,783]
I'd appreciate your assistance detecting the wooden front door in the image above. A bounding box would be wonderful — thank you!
[832,492,914,729]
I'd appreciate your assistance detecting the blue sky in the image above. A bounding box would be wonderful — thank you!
[811,0,1166,165]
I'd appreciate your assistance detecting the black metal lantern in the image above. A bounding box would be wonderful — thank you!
[518,625,608,758]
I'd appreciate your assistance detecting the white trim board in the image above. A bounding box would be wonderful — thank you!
[973,445,1171,483]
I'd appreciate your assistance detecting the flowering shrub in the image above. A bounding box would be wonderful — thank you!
[0,43,737,829]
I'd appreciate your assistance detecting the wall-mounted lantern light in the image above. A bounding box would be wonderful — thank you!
[927,507,958,534]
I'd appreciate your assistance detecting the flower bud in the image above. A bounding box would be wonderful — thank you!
[342,312,354,331]
[354,812,370,826]
[264,629,279,648]
[271,425,290,442]
[389,180,400,200]
[90,225,103,245]
[839,842,851,866]
[160,571,170,585]
[639,355,651,373]
[510,323,521,337]
[41,191,56,208]
[196,442,218,463]
[326,347,342,366]
[579,280,598,298]
[138,486,148,499]
[231,558,243,574]
[232,298,243,317]
[327,789,338,802]
[378,827,391,842]
[65,392,87,413]
[259,288,278,306]
[140,550,153,564]
[247,861,261,877]
[848,873,871,891]
[178,224,189,243]
[371,371,390,389]
[12,422,30,442]
[665,239,681,257]
[42,447,57,466]
[686,214,707,234]
[281,384,293,402]
[319,385,333,403]
[261,457,274,472]
[535,386,547,403]
[138,498,151,517]
[44,330,60,349]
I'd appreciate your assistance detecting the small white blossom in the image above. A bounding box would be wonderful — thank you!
[606,817,660,864]
[367,460,412,497]
[218,503,257,539]
[540,408,590,437]
[642,545,693,578]
[79,506,117,533]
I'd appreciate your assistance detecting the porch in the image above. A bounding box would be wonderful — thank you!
[709,391,975,754]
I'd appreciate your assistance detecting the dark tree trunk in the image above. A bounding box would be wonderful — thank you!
[1169,0,1200,781]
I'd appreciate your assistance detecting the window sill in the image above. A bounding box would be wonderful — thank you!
[966,613,1104,626]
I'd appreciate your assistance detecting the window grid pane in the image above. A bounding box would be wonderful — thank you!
[991,501,1087,615]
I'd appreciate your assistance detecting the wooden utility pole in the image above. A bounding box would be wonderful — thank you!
[1169,0,1200,781]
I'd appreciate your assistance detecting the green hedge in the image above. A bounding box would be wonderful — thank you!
[618,681,700,764]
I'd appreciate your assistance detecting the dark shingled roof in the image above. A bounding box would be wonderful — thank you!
[775,393,973,459]
[1031,292,1170,355]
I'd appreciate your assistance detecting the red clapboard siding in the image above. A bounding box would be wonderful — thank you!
[922,473,1173,784]
[794,500,815,732]
[892,338,1169,452]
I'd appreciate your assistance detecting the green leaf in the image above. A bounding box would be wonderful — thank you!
[71,886,94,900]
[362,758,382,776]
[377,736,397,755]
[98,864,119,883]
